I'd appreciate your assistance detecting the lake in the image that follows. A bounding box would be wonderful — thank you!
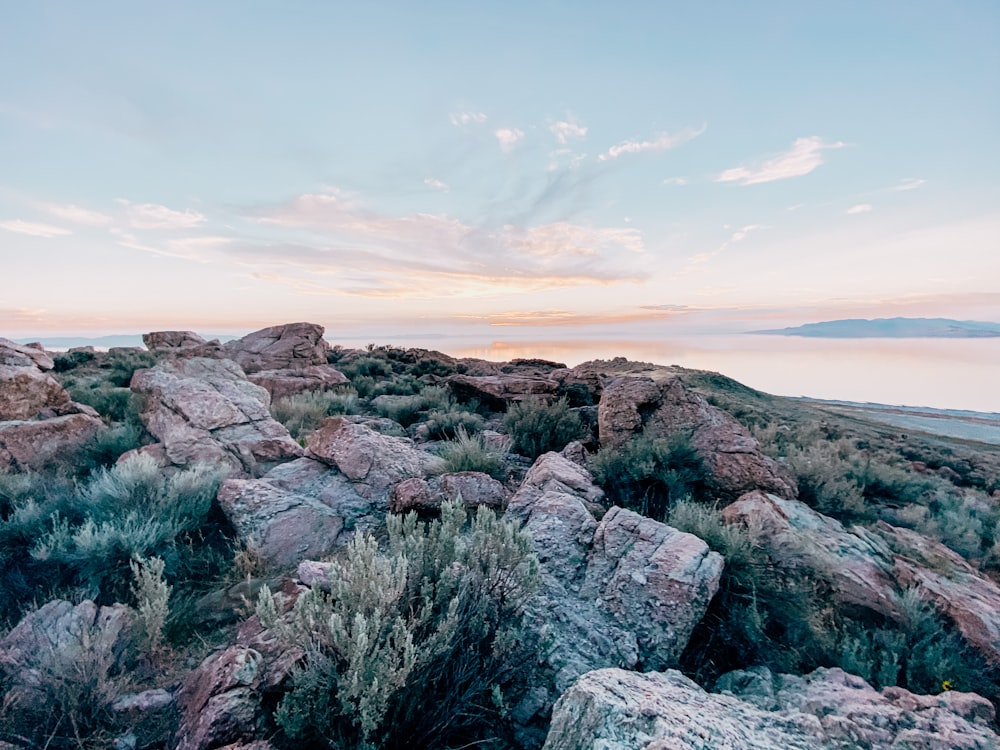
[332,333,1000,414]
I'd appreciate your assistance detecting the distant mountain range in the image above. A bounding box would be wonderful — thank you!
[754,317,1000,338]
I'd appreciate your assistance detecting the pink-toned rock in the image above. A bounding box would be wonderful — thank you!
[248,364,348,400]
[389,472,507,514]
[508,451,605,520]
[722,491,902,621]
[0,412,103,470]
[597,375,797,501]
[176,646,263,750]
[306,417,443,495]
[0,337,54,370]
[131,357,301,475]
[143,330,214,351]
[447,373,560,409]
[223,322,329,374]
[389,477,434,513]
[0,364,71,420]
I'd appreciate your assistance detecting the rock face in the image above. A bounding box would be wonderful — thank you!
[509,453,723,721]
[723,491,1000,667]
[0,362,71,420]
[0,337,55,370]
[247,364,348,400]
[597,375,797,501]
[447,373,560,410]
[389,471,507,514]
[0,600,134,707]
[543,666,999,750]
[223,322,329,374]
[143,330,220,354]
[131,357,302,475]
[0,412,103,470]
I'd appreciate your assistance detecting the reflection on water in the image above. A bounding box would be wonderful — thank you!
[360,334,1000,413]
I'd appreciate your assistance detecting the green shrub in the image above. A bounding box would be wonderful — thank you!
[589,430,703,520]
[257,499,539,749]
[503,397,584,460]
[101,348,157,387]
[783,440,868,519]
[271,390,360,438]
[52,349,96,373]
[78,422,145,471]
[438,428,507,478]
[372,387,450,428]
[67,384,134,423]
[422,405,484,440]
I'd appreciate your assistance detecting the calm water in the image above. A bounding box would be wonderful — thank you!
[338,334,1000,414]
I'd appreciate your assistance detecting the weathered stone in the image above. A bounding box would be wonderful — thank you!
[223,322,329,374]
[722,491,902,621]
[132,357,301,475]
[0,412,103,470]
[0,600,134,707]
[143,330,212,351]
[247,364,348,400]
[176,646,264,750]
[447,373,560,409]
[389,477,434,513]
[544,666,1000,750]
[389,472,507,514]
[0,363,70,420]
[508,451,605,520]
[597,374,797,501]
[0,337,54,370]
[306,417,444,496]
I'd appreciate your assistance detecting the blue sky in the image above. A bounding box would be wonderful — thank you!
[1,1,998,338]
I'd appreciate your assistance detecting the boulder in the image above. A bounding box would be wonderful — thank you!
[0,600,134,707]
[447,373,560,410]
[0,363,71,420]
[142,330,219,354]
[0,412,104,470]
[389,472,507,514]
[217,457,373,569]
[597,375,797,501]
[509,452,723,725]
[306,417,444,497]
[247,364,348,400]
[543,666,999,750]
[131,357,301,475]
[0,337,54,370]
[175,646,264,750]
[722,491,902,621]
[223,322,329,374]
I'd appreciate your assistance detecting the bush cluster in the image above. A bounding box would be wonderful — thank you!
[503,397,584,460]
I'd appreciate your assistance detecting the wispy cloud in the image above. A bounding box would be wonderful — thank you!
[116,199,206,229]
[599,124,706,161]
[0,219,71,238]
[495,128,525,152]
[549,120,587,144]
[42,203,113,227]
[662,177,688,186]
[682,224,767,272]
[423,177,449,192]
[449,111,487,126]
[846,203,873,214]
[892,178,927,191]
[717,136,845,185]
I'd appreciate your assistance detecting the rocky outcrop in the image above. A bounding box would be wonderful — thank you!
[143,330,221,356]
[223,322,329,374]
[0,337,54,370]
[447,373,560,410]
[543,666,999,750]
[597,375,797,501]
[247,364,348,400]
[0,362,71,420]
[131,357,301,475]
[0,412,103,470]
[509,452,723,726]
[175,646,264,750]
[306,417,444,497]
[0,599,134,707]
[389,471,507,514]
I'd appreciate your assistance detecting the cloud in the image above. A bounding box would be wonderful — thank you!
[892,178,927,191]
[717,136,846,185]
[599,124,706,161]
[42,203,113,227]
[0,219,71,238]
[423,177,449,192]
[846,203,873,214]
[662,177,688,186]
[242,190,648,297]
[550,120,587,144]
[495,128,525,152]
[681,224,767,273]
[449,111,487,126]
[731,224,766,241]
[116,199,206,229]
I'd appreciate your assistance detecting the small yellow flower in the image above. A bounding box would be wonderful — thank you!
[942,679,954,692]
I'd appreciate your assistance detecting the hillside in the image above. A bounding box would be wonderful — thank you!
[754,317,1000,338]
[2,323,1000,749]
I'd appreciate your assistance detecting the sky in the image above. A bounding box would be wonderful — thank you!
[1,1,999,340]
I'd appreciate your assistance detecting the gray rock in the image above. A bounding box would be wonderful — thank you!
[223,322,329,374]
[0,412,103,470]
[0,363,70,420]
[0,337,54,370]
[247,364,348,400]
